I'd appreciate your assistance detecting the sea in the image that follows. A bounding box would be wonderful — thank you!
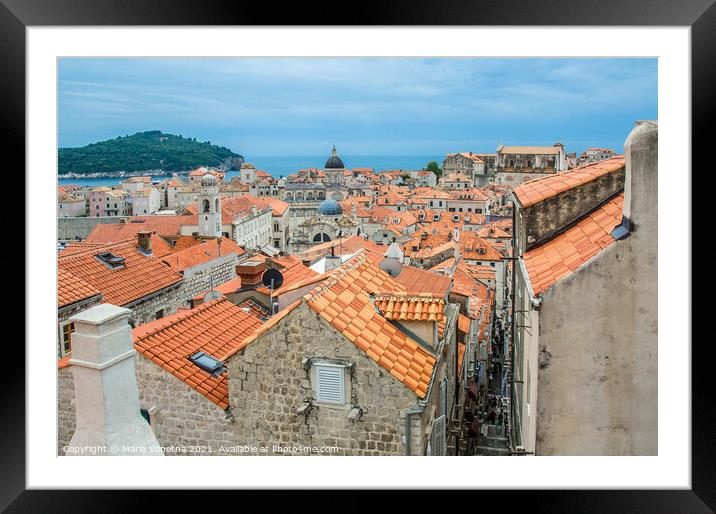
[58,155,442,187]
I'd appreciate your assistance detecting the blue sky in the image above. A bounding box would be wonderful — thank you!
[58,58,657,156]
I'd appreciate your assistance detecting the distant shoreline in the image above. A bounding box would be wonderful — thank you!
[58,170,196,180]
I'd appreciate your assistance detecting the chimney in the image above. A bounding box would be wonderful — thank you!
[236,261,266,289]
[323,254,342,272]
[67,304,163,455]
[137,231,152,255]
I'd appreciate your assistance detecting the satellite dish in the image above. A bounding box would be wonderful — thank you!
[380,257,403,278]
[262,268,284,290]
[203,290,223,302]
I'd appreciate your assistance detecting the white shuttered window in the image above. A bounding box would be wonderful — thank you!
[430,415,447,456]
[314,363,346,405]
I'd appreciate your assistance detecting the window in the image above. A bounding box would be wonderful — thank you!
[60,322,74,356]
[155,309,164,320]
[430,415,447,456]
[313,363,346,405]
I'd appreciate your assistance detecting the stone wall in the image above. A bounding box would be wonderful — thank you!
[180,253,239,300]
[57,216,127,241]
[57,366,76,454]
[126,284,185,327]
[127,254,239,326]
[227,303,442,456]
[521,168,625,249]
[58,299,458,457]
[134,355,234,452]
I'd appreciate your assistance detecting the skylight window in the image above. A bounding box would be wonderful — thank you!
[96,252,126,269]
[188,351,226,376]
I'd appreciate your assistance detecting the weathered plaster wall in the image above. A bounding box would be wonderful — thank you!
[535,122,657,456]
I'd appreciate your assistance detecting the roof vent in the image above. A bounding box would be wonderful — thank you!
[188,351,226,377]
[96,252,126,269]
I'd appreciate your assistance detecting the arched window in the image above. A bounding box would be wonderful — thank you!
[285,193,293,201]
[318,192,326,200]
[313,233,331,242]
[202,199,210,213]
[307,192,314,200]
[215,198,220,212]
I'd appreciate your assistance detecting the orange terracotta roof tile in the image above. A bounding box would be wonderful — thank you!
[513,156,625,208]
[192,276,244,302]
[457,342,466,375]
[395,266,451,296]
[299,235,384,262]
[500,145,563,155]
[374,293,445,322]
[255,261,320,296]
[264,197,289,216]
[304,252,436,398]
[133,297,264,409]
[221,195,272,224]
[57,267,102,308]
[524,193,624,295]
[58,240,183,306]
[85,215,196,242]
[161,238,245,271]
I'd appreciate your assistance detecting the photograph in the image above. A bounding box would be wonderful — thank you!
[55,56,658,458]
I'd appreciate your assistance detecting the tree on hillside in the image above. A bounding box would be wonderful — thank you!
[424,160,442,178]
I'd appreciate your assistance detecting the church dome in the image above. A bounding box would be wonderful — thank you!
[317,198,342,216]
[324,145,345,169]
[201,173,217,186]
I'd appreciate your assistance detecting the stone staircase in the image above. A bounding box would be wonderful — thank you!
[476,423,509,456]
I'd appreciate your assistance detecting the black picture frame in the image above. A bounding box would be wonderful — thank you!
[5,0,708,510]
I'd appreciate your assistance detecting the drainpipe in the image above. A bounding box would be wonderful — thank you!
[404,406,424,456]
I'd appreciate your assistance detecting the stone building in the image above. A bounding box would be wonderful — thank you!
[57,252,462,456]
[443,152,486,179]
[510,121,657,456]
[289,199,360,254]
[58,192,87,217]
[57,267,102,358]
[57,235,184,328]
[130,187,161,216]
[61,304,163,456]
[494,143,567,187]
[578,147,617,166]
[323,145,348,185]
[88,186,131,217]
[264,197,290,253]
[183,193,272,251]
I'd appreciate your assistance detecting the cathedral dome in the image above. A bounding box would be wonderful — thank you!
[201,173,217,186]
[317,198,343,216]
[324,145,345,169]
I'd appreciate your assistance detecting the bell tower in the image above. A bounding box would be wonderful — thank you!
[198,173,222,238]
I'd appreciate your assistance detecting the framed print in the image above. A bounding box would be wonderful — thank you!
[5,0,711,510]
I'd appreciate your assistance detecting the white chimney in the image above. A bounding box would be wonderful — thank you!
[67,304,163,456]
